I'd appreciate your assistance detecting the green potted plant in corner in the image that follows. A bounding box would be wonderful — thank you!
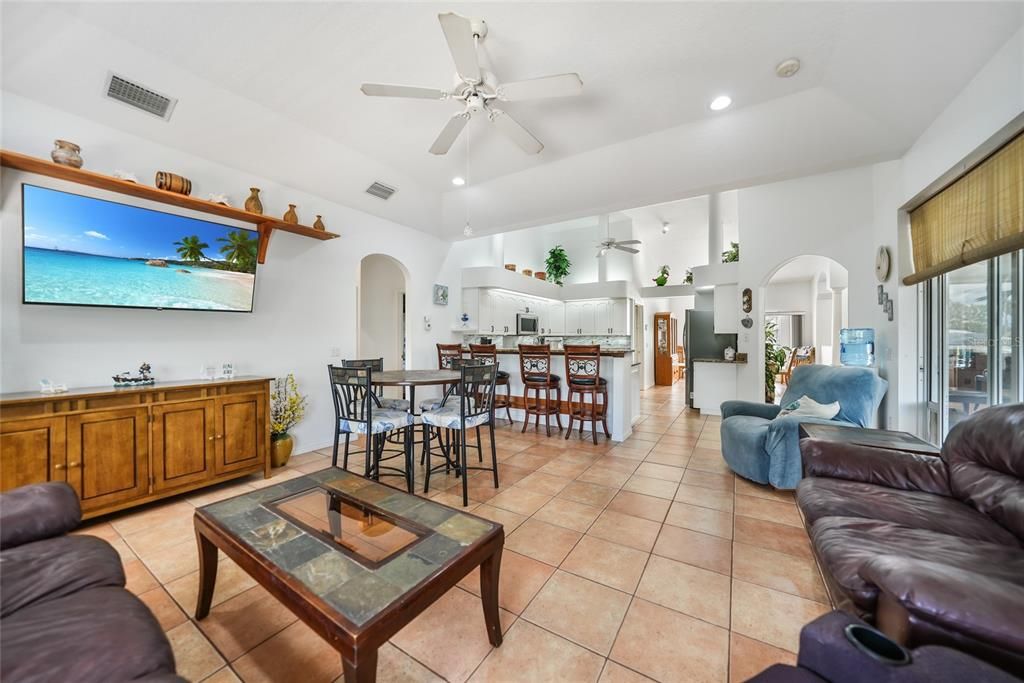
[653,265,671,286]
[764,320,788,403]
[270,373,307,467]
[545,245,571,286]
[722,241,740,263]
[682,268,694,285]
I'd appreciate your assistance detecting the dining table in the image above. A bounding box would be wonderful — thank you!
[373,369,460,416]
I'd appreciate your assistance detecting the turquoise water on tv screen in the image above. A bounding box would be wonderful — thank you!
[22,184,256,311]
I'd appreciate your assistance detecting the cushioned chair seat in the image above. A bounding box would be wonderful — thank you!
[419,397,443,412]
[809,516,1024,613]
[339,409,413,435]
[568,376,607,386]
[421,405,490,429]
[1,585,179,683]
[797,478,1020,546]
[524,373,560,385]
[377,397,410,411]
[496,370,510,382]
[0,535,124,618]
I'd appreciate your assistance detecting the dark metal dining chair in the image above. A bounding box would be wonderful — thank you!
[421,362,499,507]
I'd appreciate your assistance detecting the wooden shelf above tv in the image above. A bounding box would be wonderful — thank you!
[0,149,340,264]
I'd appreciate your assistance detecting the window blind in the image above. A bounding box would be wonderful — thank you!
[905,132,1023,285]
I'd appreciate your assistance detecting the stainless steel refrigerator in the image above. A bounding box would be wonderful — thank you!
[684,310,739,407]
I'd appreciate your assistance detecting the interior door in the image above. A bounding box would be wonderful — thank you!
[66,407,149,511]
[215,393,265,475]
[0,416,66,491]
[152,399,215,491]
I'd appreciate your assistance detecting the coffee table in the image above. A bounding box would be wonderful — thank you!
[193,467,503,682]
[799,422,940,456]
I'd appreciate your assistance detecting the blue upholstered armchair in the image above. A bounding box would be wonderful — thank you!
[720,365,887,489]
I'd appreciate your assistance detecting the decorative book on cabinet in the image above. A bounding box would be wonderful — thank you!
[0,377,271,519]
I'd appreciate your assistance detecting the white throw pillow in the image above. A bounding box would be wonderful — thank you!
[776,395,840,420]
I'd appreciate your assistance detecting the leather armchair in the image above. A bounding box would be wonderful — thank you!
[720,365,887,488]
[795,403,1024,678]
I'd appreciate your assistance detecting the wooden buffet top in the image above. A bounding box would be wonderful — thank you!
[0,376,272,406]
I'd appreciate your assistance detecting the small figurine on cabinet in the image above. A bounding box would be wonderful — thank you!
[112,362,156,387]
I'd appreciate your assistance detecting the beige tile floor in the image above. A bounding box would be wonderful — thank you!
[76,383,831,683]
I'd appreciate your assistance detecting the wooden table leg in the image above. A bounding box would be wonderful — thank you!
[194,525,219,619]
[342,648,378,683]
[480,544,503,647]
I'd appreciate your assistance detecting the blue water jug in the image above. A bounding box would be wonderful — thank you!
[840,328,875,367]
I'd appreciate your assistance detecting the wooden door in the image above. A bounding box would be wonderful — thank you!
[66,407,149,512]
[654,312,675,385]
[152,399,215,491]
[0,417,66,491]
[214,393,265,475]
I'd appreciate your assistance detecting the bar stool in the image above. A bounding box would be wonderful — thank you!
[563,344,610,444]
[419,343,464,413]
[469,343,513,424]
[518,344,563,437]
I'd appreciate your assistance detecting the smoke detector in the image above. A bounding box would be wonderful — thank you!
[104,72,177,120]
[775,58,801,78]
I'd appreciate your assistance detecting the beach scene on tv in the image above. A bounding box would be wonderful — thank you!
[22,184,257,312]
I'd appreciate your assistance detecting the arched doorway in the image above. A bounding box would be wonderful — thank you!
[761,255,848,403]
[357,255,409,377]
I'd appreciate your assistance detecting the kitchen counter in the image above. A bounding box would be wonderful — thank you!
[462,347,633,358]
[692,357,747,364]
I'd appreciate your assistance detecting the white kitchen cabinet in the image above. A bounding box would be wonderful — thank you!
[713,285,739,334]
[594,300,611,334]
[612,298,631,335]
[477,290,495,334]
[565,301,597,335]
[547,301,565,334]
[692,361,738,416]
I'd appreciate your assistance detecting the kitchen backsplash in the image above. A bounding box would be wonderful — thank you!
[461,334,631,350]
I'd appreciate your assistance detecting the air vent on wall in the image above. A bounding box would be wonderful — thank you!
[104,72,177,121]
[365,181,397,200]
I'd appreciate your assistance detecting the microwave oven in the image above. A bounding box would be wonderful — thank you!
[516,313,539,335]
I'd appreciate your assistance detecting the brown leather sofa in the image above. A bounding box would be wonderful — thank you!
[795,403,1024,678]
[0,482,185,682]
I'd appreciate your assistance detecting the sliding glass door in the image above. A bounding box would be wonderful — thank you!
[925,250,1023,442]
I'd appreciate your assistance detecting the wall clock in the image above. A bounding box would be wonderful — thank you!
[875,246,891,283]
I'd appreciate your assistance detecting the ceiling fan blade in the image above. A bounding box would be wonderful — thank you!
[488,108,543,154]
[438,12,481,84]
[615,240,642,245]
[360,83,448,100]
[613,245,640,254]
[496,73,583,101]
[429,111,470,155]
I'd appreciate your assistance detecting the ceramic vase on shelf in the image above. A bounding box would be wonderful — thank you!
[313,215,326,231]
[271,433,294,467]
[244,188,264,214]
[283,204,298,224]
[51,140,83,168]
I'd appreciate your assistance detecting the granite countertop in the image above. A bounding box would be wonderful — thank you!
[462,347,633,358]
[691,357,748,364]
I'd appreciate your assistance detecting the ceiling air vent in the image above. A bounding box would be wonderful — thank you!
[104,72,177,121]
[365,181,397,200]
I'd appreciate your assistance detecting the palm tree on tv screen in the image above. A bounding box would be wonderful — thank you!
[217,230,258,272]
[173,235,210,263]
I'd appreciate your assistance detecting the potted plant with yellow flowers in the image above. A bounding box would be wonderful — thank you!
[270,373,307,467]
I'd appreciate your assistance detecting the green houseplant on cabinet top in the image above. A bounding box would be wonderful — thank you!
[270,373,307,467]
[653,265,671,286]
[545,245,571,286]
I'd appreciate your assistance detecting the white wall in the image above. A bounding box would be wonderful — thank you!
[0,94,455,453]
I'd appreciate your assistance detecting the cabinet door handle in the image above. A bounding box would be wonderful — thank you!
[67,461,80,468]
[208,435,216,441]
[53,463,65,470]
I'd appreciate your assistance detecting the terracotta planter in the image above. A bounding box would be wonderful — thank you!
[534,272,546,280]
[504,264,516,272]
[271,433,294,467]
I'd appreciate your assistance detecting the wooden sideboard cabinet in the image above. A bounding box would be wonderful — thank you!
[0,377,271,518]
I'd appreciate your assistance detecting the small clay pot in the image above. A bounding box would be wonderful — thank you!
[535,272,547,280]
[245,188,263,214]
[283,204,298,224]
[51,140,83,168]
[504,264,516,272]
[313,215,326,231]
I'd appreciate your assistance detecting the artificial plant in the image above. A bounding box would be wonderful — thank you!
[652,265,670,286]
[271,373,307,440]
[683,269,694,285]
[545,245,571,286]
[764,320,788,403]
[722,241,740,263]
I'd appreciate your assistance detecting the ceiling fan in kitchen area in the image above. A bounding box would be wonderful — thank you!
[595,237,642,257]
[360,12,583,155]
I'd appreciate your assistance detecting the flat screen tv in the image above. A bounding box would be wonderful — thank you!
[22,184,258,312]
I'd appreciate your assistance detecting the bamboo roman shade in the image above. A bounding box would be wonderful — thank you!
[905,132,1024,285]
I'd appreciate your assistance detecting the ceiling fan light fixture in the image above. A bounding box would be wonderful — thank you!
[709,95,732,111]
[452,176,466,186]
[463,222,474,237]
[661,221,670,234]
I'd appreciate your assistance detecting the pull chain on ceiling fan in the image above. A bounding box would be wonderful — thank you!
[361,12,583,156]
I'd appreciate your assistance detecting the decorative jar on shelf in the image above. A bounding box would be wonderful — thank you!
[271,433,294,467]
[244,188,263,214]
[283,204,298,224]
[51,139,83,168]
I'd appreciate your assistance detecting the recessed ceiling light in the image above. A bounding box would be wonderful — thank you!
[452,176,466,186]
[776,58,801,78]
[709,95,732,111]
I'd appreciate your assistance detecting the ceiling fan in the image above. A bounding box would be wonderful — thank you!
[596,237,642,257]
[360,12,583,156]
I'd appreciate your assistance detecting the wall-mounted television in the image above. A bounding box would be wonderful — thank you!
[22,184,258,312]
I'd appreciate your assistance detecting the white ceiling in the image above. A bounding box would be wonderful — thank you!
[2,2,1021,238]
